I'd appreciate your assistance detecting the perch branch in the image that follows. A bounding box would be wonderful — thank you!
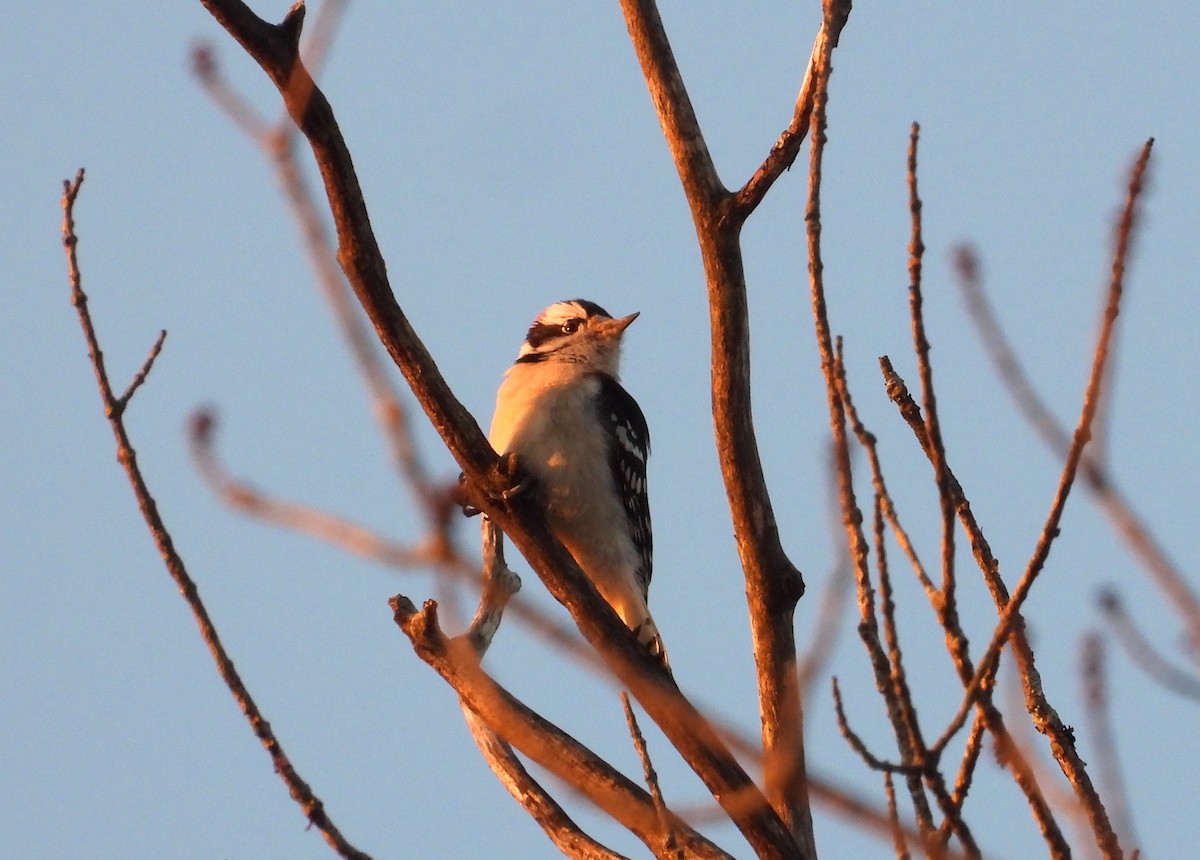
[195,7,791,849]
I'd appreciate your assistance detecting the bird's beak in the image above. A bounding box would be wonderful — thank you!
[592,312,639,339]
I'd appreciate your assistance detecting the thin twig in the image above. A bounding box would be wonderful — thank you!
[881,359,1069,857]
[884,772,911,860]
[830,346,941,843]
[796,443,854,698]
[835,346,936,601]
[906,124,964,674]
[116,331,168,407]
[941,141,1154,860]
[61,169,371,860]
[1099,590,1200,701]
[1081,633,1139,855]
[830,679,922,776]
[954,242,1200,657]
[733,3,851,218]
[621,692,680,860]
[801,13,983,851]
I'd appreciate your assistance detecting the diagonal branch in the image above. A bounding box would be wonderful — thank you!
[391,596,732,860]
[732,4,850,218]
[61,169,371,860]
[954,242,1200,656]
[197,2,793,853]
[463,707,630,860]
[938,140,1154,860]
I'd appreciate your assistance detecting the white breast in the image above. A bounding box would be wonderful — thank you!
[489,363,644,606]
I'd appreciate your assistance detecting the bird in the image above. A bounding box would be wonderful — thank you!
[488,299,666,665]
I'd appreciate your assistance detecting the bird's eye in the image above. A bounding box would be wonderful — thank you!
[562,318,583,334]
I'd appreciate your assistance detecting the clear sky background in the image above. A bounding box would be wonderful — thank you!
[5,3,1198,858]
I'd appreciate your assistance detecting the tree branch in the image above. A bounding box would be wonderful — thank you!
[618,4,860,848]
[954,241,1200,656]
[195,5,793,850]
[390,597,732,860]
[61,169,371,860]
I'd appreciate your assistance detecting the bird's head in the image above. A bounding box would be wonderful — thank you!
[515,299,639,377]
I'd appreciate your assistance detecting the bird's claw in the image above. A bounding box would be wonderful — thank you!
[458,454,533,517]
[493,452,533,501]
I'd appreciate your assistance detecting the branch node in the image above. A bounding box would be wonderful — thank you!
[280,1,307,51]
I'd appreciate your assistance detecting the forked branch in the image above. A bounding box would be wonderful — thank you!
[198,1,796,853]
[62,169,371,860]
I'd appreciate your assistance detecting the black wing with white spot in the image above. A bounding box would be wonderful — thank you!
[595,374,653,597]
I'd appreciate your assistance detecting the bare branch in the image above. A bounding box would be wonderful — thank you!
[195,36,441,517]
[61,169,371,860]
[796,446,854,697]
[621,693,680,860]
[195,11,789,846]
[905,123,964,672]
[1081,634,1139,854]
[883,772,911,860]
[116,330,168,408]
[1100,590,1200,701]
[880,360,1069,856]
[940,141,1154,860]
[955,242,1200,656]
[189,407,602,663]
[830,678,923,776]
[390,597,733,860]
[618,0,824,847]
[462,708,630,860]
[457,522,623,860]
[732,4,851,218]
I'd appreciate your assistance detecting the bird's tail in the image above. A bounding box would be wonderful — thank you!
[633,616,670,671]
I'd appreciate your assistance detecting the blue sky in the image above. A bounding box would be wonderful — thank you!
[5,3,1199,858]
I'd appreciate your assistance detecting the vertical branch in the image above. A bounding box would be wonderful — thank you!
[1081,634,1138,856]
[832,345,938,840]
[619,2,857,850]
[883,772,911,860]
[906,124,961,649]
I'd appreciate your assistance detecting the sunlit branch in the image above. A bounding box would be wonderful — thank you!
[61,169,371,860]
[954,241,1200,656]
